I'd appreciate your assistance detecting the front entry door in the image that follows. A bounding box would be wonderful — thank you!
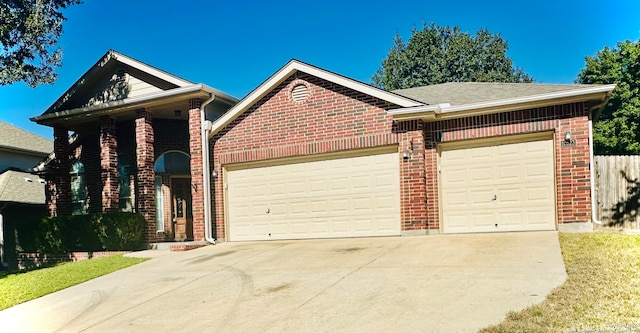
[171,178,193,240]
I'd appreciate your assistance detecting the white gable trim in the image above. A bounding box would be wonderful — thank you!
[44,50,195,115]
[111,51,192,87]
[209,60,423,137]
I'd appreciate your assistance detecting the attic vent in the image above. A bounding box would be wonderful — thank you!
[291,84,309,102]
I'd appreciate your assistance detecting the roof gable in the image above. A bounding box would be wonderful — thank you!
[42,50,193,115]
[209,60,424,136]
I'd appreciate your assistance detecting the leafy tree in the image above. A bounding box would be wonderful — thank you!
[577,39,640,155]
[372,23,533,90]
[0,0,81,87]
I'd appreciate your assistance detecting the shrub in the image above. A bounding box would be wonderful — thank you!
[15,212,146,253]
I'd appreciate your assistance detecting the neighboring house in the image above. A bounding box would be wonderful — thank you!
[0,121,51,268]
[0,171,47,269]
[31,50,615,244]
[0,121,52,173]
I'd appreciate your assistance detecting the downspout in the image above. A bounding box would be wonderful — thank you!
[200,95,216,244]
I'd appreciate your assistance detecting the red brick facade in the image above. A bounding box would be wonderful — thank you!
[423,103,591,231]
[211,73,427,240]
[41,62,599,244]
[188,99,205,241]
[212,73,594,239]
[100,116,119,211]
[135,109,156,242]
[49,126,72,216]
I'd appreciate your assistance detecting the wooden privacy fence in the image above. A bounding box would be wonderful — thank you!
[594,155,640,230]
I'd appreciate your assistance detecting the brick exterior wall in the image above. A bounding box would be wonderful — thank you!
[423,102,591,231]
[212,73,593,239]
[135,109,156,242]
[211,74,417,240]
[50,127,72,216]
[100,116,119,211]
[396,120,428,232]
[189,99,205,241]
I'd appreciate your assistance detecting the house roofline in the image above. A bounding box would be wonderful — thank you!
[31,84,239,126]
[42,50,198,116]
[208,59,424,138]
[388,84,616,121]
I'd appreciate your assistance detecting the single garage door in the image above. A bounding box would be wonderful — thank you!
[226,149,401,241]
[440,134,556,233]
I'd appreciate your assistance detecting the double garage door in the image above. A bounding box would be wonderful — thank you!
[440,134,557,233]
[226,149,401,241]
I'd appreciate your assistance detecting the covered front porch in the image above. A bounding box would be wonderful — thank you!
[31,50,237,243]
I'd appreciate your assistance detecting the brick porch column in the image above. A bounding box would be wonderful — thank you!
[51,126,71,216]
[100,116,119,212]
[135,109,156,242]
[397,120,428,234]
[189,98,205,241]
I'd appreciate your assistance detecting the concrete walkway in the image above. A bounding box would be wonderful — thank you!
[0,232,566,332]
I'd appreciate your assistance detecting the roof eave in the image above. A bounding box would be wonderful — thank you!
[31,84,214,126]
[389,84,616,122]
[0,146,50,157]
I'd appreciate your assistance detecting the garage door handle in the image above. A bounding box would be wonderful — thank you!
[266,208,270,214]
[491,195,497,201]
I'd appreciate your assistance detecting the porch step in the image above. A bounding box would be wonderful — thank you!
[149,241,209,251]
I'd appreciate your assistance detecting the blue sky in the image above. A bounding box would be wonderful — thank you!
[1,0,639,140]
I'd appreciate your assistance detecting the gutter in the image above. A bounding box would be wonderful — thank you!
[388,84,616,121]
[31,84,214,124]
[200,95,217,244]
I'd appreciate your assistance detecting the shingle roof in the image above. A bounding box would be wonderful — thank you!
[0,170,45,204]
[0,121,52,155]
[393,82,594,106]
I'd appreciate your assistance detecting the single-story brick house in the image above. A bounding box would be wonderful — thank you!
[32,50,615,243]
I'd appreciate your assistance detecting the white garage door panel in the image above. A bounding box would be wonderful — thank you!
[227,151,401,241]
[441,137,556,233]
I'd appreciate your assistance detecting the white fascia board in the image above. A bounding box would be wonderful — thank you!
[201,84,240,105]
[112,51,194,87]
[32,84,209,123]
[391,84,616,121]
[209,60,424,137]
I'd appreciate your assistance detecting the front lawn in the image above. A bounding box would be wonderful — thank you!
[481,232,640,332]
[0,255,148,311]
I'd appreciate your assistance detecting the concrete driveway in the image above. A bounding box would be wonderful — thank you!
[0,232,566,332]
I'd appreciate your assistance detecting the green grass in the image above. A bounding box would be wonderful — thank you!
[481,232,640,332]
[0,255,148,310]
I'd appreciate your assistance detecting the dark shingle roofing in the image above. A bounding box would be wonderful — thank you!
[393,82,593,106]
[0,121,52,155]
[0,170,45,204]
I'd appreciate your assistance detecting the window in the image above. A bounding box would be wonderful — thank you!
[154,151,190,174]
[155,176,164,232]
[70,160,87,215]
[118,155,133,212]
[153,151,190,232]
